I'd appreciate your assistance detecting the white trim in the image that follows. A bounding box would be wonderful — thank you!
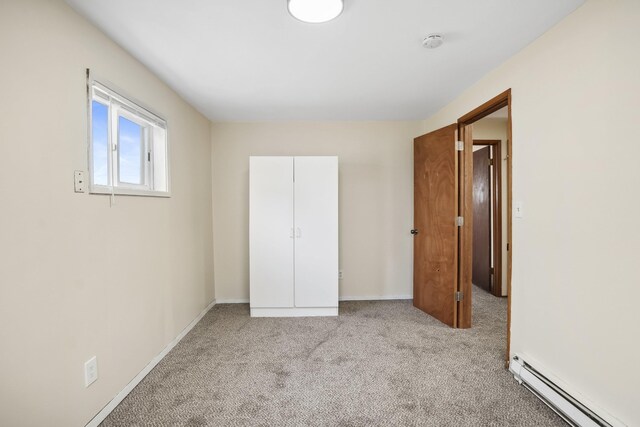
[84,298,216,427]
[216,298,250,304]
[338,294,413,301]
[250,307,338,317]
[90,76,167,126]
[216,295,413,304]
[89,185,171,198]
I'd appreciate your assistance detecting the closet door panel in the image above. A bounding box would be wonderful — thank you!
[250,157,294,308]
[294,157,339,308]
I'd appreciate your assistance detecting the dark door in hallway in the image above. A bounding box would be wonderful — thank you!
[472,146,492,293]
[413,124,458,327]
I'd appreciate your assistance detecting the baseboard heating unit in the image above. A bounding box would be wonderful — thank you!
[509,355,612,427]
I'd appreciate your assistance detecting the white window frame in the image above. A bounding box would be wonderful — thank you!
[87,74,170,197]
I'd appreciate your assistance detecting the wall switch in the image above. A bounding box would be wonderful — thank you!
[74,170,86,193]
[84,356,98,387]
[339,271,343,280]
[515,201,524,218]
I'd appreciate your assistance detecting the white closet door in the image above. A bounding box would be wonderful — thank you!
[294,156,339,308]
[250,157,294,308]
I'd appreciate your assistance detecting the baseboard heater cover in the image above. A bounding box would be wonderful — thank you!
[509,355,612,427]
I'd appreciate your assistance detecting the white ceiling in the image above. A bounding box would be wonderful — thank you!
[65,0,584,121]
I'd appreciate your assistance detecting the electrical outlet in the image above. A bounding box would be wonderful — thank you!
[74,170,86,193]
[84,356,98,387]
[339,270,343,280]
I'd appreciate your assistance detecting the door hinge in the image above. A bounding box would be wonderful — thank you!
[147,152,151,162]
[456,141,464,151]
[455,291,464,302]
[456,216,464,227]
[489,158,494,166]
[490,267,495,275]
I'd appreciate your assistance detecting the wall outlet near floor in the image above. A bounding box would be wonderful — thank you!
[339,270,343,280]
[84,356,98,387]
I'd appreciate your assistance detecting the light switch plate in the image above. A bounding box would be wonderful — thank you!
[515,201,524,218]
[74,170,86,193]
[84,356,98,387]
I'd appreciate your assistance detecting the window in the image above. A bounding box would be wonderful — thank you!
[89,80,169,196]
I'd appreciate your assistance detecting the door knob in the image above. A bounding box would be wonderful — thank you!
[410,229,419,235]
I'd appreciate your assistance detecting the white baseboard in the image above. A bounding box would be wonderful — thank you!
[216,295,413,304]
[216,298,250,304]
[85,298,217,427]
[339,294,413,301]
[251,307,338,317]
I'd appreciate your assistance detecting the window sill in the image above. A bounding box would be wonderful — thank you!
[89,186,171,198]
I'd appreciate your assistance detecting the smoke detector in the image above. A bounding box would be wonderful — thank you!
[423,34,444,49]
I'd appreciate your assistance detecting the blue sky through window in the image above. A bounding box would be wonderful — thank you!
[91,101,109,185]
[118,116,143,184]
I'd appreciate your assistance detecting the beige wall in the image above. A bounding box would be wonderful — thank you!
[0,1,214,426]
[211,121,421,302]
[422,0,640,425]
[472,117,509,295]
[3,0,638,426]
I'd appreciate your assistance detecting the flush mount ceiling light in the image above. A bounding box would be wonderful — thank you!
[288,0,344,24]
[423,34,444,49]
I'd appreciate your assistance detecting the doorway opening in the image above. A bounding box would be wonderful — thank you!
[458,90,512,362]
[411,89,512,362]
[472,135,507,297]
[472,141,502,297]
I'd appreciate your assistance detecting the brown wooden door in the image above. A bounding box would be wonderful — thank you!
[413,124,459,327]
[472,146,492,293]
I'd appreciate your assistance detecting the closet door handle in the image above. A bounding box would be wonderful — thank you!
[296,228,301,238]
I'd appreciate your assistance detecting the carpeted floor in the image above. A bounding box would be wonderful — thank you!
[101,288,564,426]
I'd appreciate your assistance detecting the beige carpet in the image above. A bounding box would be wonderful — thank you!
[101,288,564,426]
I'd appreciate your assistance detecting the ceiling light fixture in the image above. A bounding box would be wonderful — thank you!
[288,0,344,24]
[423,34,444,49]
